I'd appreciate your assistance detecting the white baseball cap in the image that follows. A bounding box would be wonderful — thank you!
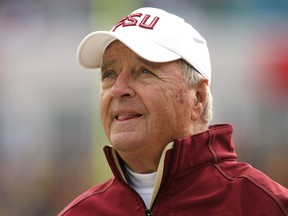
[77,7,211,83]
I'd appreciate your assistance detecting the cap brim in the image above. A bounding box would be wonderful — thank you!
[77,31,181,68]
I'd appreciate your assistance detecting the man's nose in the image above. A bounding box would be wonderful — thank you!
[110,72,135,98]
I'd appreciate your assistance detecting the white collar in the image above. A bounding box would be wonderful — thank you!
[125,165,156,207]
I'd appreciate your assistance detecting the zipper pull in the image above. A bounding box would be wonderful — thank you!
[145,209,152,216]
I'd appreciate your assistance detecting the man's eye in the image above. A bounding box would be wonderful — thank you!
[141,68,155,76]
[101,71,116,81]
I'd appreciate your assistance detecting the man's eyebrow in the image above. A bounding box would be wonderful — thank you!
[101,59,116,72]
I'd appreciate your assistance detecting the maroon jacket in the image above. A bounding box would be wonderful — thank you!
[59,124,288,216]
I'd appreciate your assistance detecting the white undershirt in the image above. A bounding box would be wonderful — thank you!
[125,165,156,208]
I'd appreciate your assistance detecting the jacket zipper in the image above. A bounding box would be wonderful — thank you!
[145,208,152,216]
[105,147,156,215]
[120,179,154,215]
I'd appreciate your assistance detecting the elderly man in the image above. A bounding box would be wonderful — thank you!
[59,7,288,216]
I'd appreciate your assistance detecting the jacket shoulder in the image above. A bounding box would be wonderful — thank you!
[217,161,288,215]
[58,177,115,216]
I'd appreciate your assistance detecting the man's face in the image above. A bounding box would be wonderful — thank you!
[100,41,196,155]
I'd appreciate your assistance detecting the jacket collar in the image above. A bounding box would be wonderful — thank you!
[104,124,237,181]
[103,124,237,209]
[165,124,237,177]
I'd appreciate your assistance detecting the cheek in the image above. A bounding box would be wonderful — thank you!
[171,88,194,126]
[175,85,194,104]
[147,91,178,126]
[99,93,111,129]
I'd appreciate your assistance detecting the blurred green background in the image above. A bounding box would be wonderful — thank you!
[0,0,288,215]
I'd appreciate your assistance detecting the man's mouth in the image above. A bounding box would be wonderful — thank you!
[115,113,143,121]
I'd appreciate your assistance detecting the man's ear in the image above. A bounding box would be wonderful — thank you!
[191,79,209,121]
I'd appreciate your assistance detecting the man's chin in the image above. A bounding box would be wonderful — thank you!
[110,132,145,152]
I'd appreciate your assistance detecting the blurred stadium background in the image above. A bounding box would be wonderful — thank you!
[0,0,287,215]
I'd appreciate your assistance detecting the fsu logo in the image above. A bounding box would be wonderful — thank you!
[112,13,160,32]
